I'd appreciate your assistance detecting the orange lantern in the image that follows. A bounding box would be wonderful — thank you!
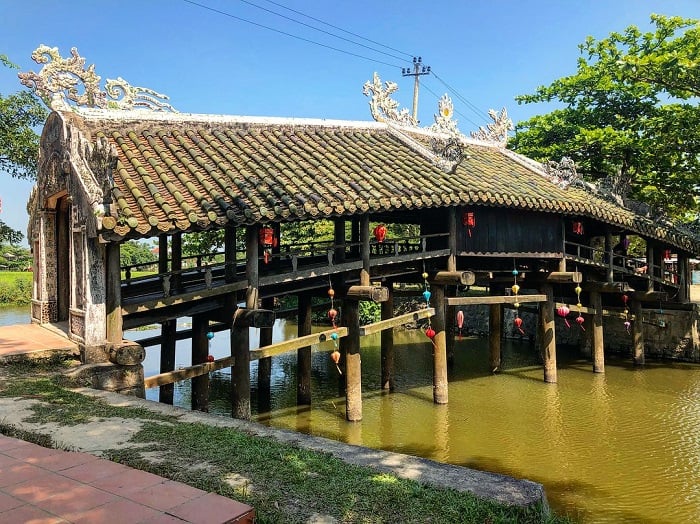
[373,224,387,243]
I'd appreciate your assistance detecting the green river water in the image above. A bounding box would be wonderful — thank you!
[3,306,699,523]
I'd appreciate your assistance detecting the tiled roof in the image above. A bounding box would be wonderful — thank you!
[65,110,699,254]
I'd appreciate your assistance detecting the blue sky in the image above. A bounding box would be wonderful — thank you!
[2,0,700,244]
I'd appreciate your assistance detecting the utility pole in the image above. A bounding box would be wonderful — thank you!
[402,56,431,123]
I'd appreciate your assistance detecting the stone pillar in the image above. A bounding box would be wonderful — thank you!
[381,288,394,391]
[539,284,557,383]
[297,293,312,405]
[432,284,449,404]
[591,291,604,373]
[105,242,122,346]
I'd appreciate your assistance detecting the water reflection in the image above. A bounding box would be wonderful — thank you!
[129,321,700,523]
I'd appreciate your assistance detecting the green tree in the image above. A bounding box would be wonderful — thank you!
[510,15,700,218]
[119,240,157,267]
[1,54,47,180]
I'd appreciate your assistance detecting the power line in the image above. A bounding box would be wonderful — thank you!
[420,81,484,130]
[236,0,410,62]
[181,0,403,69]
[430,71,488,122]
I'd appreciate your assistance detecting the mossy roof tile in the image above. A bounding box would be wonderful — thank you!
[70,112,698,252]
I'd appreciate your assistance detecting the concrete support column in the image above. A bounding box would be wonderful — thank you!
[432,284,449,404]
[591,291,604,373]
[539,284,557,383]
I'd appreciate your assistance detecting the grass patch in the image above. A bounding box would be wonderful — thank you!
[0,363,572,523]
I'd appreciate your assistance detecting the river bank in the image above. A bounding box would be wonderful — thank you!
[0,358,561,523]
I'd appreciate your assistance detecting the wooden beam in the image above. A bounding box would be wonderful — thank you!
[538,271,582,283]
[554,303,636,320]
[630,290,668,302]
[446,294,547,306]
[432,285,448,404]
[360,308,435,336]
[346,285,389,302]
[591,291,604,373]
[250,327,349,360]
[580,281,633,293]
[431,271,476,286]
[232,308,275,328]
[540,284,557,384]
[145,356,234,389]
[122,280,248,315]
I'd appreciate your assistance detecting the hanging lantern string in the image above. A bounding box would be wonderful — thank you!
[512,265,524,335]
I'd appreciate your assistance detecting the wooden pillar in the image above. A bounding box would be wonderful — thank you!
[158,235,168,274]
[333,218,346,264]
[171,232,182,293]
[445,286,456,366]
[380,287,394,391]
[432,284,448,404]
[489,303,502,372]
[360,215,370,286]
[605,231,614,283]
[646,241,655,291]
[105,242,123,345]
[159,319,176,405]
[591,291,604,373]
[257,296,274,412]
[231,226,257,420]
[447,207,457,272]
[297,293,312,405]
[539,284,557,383]
[224,225,237,282]
[341,299,362,421]
[632,299,645,365]
[191,313,209,412]
[678,253,689,303]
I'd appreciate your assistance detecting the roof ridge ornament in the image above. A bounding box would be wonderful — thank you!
[18,45,177,112]
[428,94,460,136]
[362,72,417,127]
[470,107,513,145]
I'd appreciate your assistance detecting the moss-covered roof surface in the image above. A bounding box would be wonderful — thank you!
[66,111,699,254]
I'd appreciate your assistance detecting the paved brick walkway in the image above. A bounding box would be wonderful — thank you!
[0,431,254,523]
[0,323,78,363]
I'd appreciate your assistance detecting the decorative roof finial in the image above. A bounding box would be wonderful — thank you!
[428,94,460,136]
[18,44,177,112]
[470,107,513,145]
[362,72,416,126]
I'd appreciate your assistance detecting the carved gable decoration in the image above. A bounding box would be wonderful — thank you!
[428,94,460,136]
[470,107,513,145]
[362,72,417,126]
[19,45,177,112]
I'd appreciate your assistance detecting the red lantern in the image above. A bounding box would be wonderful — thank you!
[557,305,571,328]
[575,315,585,331]
[572,221,584,235]
[513,317,524,335]
[373,224,387,243]
[425,326,436,339]
[663,249,671,260]
[456,310,464,340]
[207,354,215,363]
[258,225,278,264]
[462,211,476,237]
[328,308,338,326]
